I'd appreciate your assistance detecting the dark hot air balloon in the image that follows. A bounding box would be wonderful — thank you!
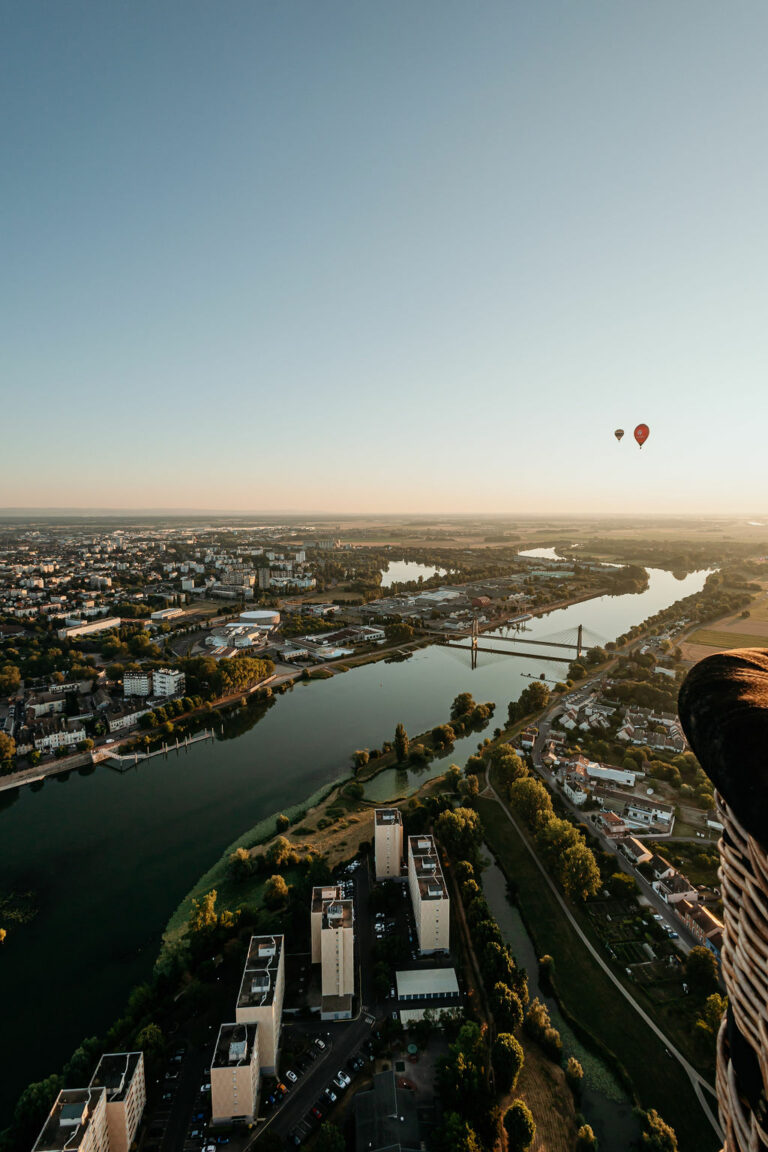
[614,429,624,442]
[634,423,650,448]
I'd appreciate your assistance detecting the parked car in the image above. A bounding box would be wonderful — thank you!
[286,1070,298,1083]
[315,1038,326,1050]
[324,1089,337,1103]
[311,1106,324,1120]
[277,1082,289,1096]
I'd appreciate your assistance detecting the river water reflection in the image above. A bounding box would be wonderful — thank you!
[0,565,708,1123]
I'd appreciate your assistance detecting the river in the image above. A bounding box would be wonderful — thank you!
[0,565,708,1125]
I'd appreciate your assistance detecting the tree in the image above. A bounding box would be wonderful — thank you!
[560,843,601,902]
[609,872,638,899]
[228,847,253,880]
[492,1033,524,1092]
[276,813,290,832]
[503,1100,536,1151]
[576,1124,597,1151]
[451,692,475,720]
[0,927,6,944]
[684,946,719,998]
[640,1108,678,1151]
[490,745,528,792]
[0,731,16,762]
[435,807,483,867]
[264,874,290,909]
[446,765,463,794]
[353,748,370,769]
[492,982,523,1032]
[313,1121,345,1152]
[189,890,219,934]
[565,1056,584,1100]
[0,662,21,694]
[136,1022,164,1057]
[508,777,554,829]
[440,1113,484,1152]
[394,722,409,763]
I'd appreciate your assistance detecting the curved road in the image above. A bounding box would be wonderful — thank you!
[481,776,723,1143]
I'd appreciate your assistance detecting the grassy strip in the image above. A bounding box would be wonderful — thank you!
[159,778,342,954]
[475,797,718,1152]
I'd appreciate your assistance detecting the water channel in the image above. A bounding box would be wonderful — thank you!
[0,565,708,1124]
[481,857,639,1148]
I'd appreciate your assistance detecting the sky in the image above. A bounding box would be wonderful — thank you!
[3,2,768,515]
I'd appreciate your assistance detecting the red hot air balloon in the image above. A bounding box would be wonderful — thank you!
[634,423,650,448]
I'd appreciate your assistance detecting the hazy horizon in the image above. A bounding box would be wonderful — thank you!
[4,2,768,513]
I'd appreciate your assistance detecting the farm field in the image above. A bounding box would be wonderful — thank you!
[681,588,768,660]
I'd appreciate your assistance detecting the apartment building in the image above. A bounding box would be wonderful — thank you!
[33,1089,109,1152]
[311,886,343,962]
[374,809,403,881]
[234,935,284,1075]
[408,835,450,955]
[123,671,151,697]
[88,1053,145,1152]
[210,1023,260,1123]
[320,898,355,1016]
[151,668,186,697]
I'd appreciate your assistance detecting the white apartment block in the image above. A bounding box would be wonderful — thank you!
[210,1023,259,1123]
[123,671,151,697]
[408,835,450,955]
[234,935,284,1075]
[320,899,355,1018]
[33,1089,109,1152]
[374,808,403,880]
[88,1053,145,1152]
[311,886,343,962]
[151,668,185,697]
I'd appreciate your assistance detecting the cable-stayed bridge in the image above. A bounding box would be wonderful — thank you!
[427,618,609,668]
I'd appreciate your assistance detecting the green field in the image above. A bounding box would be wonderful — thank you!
[475,797,719,1152]
[688,627,768,649]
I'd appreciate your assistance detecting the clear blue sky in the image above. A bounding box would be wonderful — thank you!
[3,2,768,514]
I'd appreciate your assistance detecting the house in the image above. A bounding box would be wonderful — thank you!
[626,798,674,829]
[596,810,628,838]
[619,836,653,866]
[32,718,86,752]
[653,868,698,906]
[677,899,723,956]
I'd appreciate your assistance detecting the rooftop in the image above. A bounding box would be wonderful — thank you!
[312,884,343,913]
[354,1070,420,1152]
[89,1052,142,1101]
[408,835,448,901]
[212,1023,257,1069]
[236,934,283,1010]
[375,808,402,826]
[395,967,459,998]
[33,1089,105,1152]
[322,898,354,930]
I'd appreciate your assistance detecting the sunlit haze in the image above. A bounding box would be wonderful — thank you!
[3,2,768,514]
